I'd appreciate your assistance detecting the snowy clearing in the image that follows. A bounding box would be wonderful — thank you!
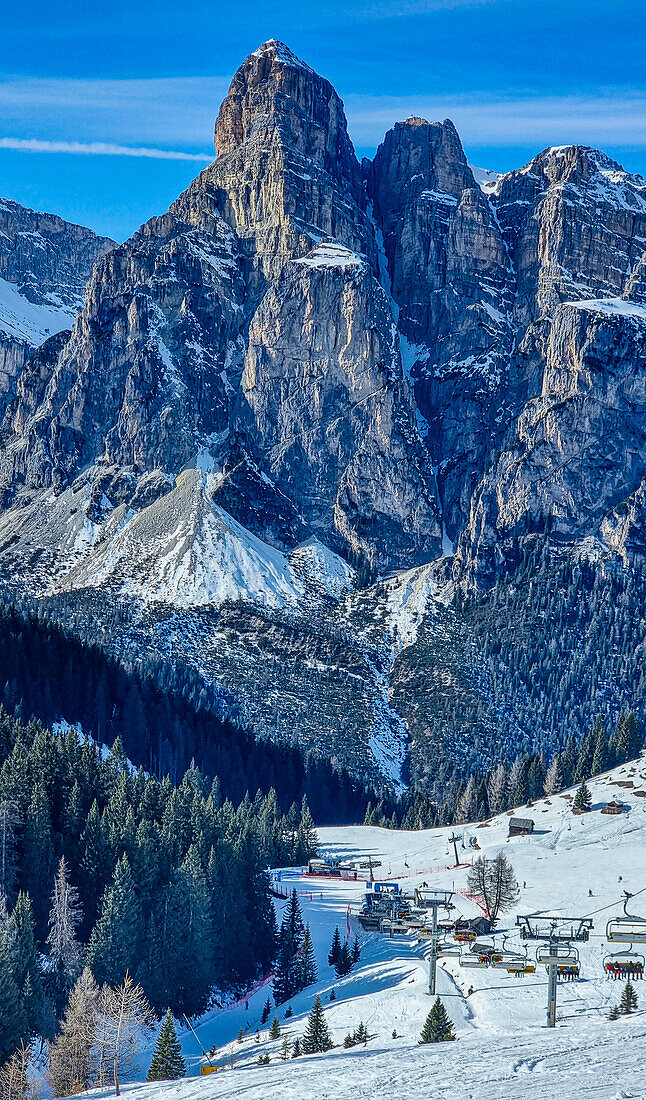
[111,757,646,1099]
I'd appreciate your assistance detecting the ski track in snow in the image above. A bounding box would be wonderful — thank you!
[101,758,646,1099]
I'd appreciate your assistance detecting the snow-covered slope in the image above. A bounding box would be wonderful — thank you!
[107,755,646,1099]
[37,468,355,609]
[0,275,79,344]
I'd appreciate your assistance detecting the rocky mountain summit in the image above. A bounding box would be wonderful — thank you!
[0,199,114,417]
[1,40,646,785]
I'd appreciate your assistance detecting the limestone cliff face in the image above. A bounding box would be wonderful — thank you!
[457,298,646,585]
[208,39,376,296]
[492,146,646,328]
[0,198,114,416]
[0,42,436,572]
[0,197,246,508]
[3,42,646,600]
[235,243,440,568]
[367,118,514,538]
[452,149,646,584]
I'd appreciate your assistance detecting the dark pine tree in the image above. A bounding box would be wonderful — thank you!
[302,995,333,1054]
[273,891,304,1005]
[147,1009,186,1081]
[0,937,27,1065]
[86,853,142,986]
[328,927,342,970]
[419,998,455,1043]
[300,924,317,988]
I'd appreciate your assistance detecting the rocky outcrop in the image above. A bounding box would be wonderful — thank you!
[3,41,646,605]
[0,42,437,572]
[492,146,646,329]
[235,243,441,569]
[0,198,246,504]
[208,39,376,297]
[457,297,646,585]
[0,199,114,415]
[367,118,514,537]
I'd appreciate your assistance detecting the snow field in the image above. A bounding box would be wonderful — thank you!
[115,757,646,1098]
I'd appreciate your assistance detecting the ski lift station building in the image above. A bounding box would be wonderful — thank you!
[508,816,535,837]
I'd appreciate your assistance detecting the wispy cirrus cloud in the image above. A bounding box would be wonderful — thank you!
[0,138,212,161]
[0,75,228,151]
[345,92,646,152]
[1,74,646,170]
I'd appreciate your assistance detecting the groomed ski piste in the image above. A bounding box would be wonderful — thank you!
[115,758,645,1099]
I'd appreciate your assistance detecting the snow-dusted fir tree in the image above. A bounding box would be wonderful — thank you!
[487,764,509,815]
[543,755,562,796]
[147,1010,185,1081]
[302,996,333,1054]
[47,858,84,1005]
[419,998,455,1043]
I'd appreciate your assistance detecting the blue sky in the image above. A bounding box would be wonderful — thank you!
[2,0,645,240]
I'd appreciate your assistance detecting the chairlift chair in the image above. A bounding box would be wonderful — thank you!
[436,938,461,956]
[536,943,580,968]
[454,928,477,943]
[606,893,646,945]
[603,948,645,980]
[459,951,490,968]
[488,936,533,974]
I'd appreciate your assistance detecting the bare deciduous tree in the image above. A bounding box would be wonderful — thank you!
[100,974,154,1097]
[0,1041,36,1100]
[467,852,518,926]
[47,969,100,1098]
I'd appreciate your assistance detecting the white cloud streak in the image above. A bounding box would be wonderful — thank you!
[1,74,645,169]
[345,93,646,151]
[0,137,212,161]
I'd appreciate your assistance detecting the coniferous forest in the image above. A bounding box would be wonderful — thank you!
[0,703,320,1050]
[0,602,371,824]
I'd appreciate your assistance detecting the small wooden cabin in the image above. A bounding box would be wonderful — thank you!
[508,816,535,837]
[601,800,625,815]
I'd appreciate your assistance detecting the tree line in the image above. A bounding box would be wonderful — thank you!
[0,706,319,1066]
[0,602,371,824]
[364,710,643,829]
